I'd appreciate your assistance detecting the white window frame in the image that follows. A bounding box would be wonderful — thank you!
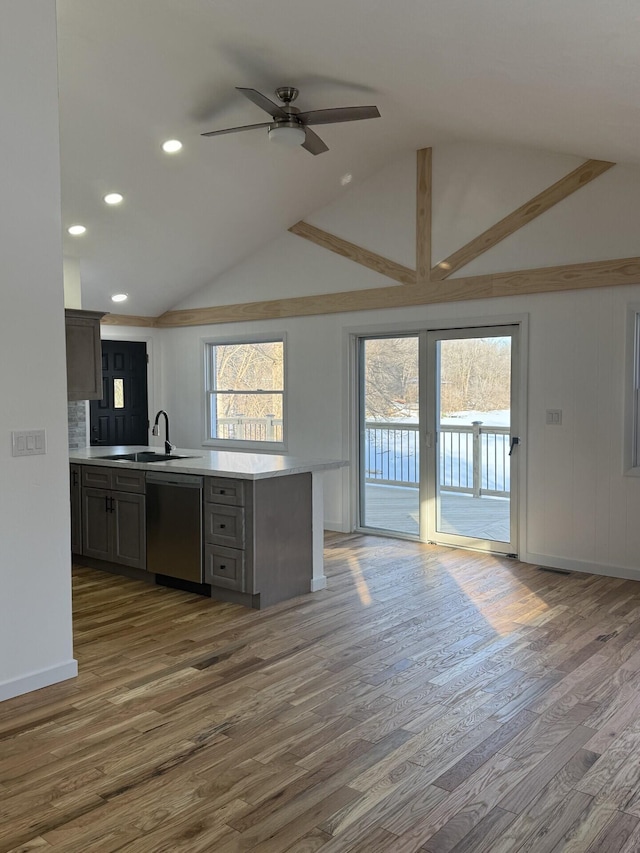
[624,305,640,475]
[202,332,287,452]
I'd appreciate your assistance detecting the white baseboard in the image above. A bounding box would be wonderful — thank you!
[324,520,350,533]
[310,576,328,592]
[0,659,78,703]
[522,552,640,583]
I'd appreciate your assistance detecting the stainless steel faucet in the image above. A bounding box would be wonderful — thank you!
[152,410,175,454]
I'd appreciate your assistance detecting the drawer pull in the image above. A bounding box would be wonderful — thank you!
[219,523,226,529]
[219,489,226,495]
[219,564,226,570]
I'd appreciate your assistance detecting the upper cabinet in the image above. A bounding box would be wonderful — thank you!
[65,309,105,400]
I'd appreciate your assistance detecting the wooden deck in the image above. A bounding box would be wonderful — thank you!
[364,483,511,541]
[3,537,640,851]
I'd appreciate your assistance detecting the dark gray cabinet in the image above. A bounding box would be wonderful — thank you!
[80,466,146,570]
[71,463,314,608]
[204,473,313,608]
[204,477,247,592]
[70,464,82,554]
[65,309,105,401]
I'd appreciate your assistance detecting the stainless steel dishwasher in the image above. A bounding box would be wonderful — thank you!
[146,471,203,582]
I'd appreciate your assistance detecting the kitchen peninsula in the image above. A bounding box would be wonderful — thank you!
[69,446,346,609]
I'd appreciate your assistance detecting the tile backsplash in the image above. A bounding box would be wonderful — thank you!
[68,400,87,449]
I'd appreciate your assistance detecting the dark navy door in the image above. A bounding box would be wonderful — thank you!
[90,340,148,446]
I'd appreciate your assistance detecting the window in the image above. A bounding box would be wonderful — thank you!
[205,337,285,447]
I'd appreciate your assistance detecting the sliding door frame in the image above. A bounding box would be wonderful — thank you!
[425,324,521,555]
[348,313,529,555]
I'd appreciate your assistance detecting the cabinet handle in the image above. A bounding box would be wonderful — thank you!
[219,564,226,570]
[72,471,78,487]
[105,495,109,513]
[219,523,226,529]
[110,497,115,513]
[219,490,226,495]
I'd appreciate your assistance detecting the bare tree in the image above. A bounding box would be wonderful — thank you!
[362,336,510,421]
[364,337,419,419]
[440,338,510,414]
[213,342,283,419]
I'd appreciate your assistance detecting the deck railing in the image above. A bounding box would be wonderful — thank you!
[215,417,283,442]
[213,417,510,497]
[364,420,510,497]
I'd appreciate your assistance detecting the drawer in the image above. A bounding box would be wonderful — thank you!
[81,465,146,494]
[205,477,244,507]
[204,544,245,591]
[82,466,113,490]
[112,468,145,494]
[204,504,245,548]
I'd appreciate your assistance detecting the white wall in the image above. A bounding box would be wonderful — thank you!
[163,142,640,579]
[0,1,76,700]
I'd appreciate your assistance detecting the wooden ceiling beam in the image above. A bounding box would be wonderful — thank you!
[416,148,432,284]
[288,220,416,285]
[101,313,157,327]
[150,255,640,328]
[430,158,615,281]
[105,147,633,331]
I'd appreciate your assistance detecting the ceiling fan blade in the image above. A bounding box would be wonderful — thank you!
[236,87,288,119]
[301,127,329,156]
[297,105,381,126]
[201,122,271,138]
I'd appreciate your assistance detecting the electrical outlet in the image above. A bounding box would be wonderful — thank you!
[11,429,46,456]
[546,409,562,426]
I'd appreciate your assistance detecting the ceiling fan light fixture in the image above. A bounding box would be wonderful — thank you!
[268,124,306,147]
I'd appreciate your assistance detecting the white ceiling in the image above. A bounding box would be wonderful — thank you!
[56,0,640,317]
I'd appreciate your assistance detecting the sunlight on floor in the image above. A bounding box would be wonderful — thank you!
[346,555,373,606]
[445,556,552,636]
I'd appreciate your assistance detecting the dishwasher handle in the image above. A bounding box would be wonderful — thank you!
[145,471,203,488]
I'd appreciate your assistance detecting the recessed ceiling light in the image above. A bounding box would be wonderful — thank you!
[111,293,128,303]
[68,225,86,236]
[162,139,183,153]
[340,173,353,186]
[104,192,124,205]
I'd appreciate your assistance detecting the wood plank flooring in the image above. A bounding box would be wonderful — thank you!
[3,535,640,851]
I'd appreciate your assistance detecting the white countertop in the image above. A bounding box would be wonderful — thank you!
[69,446,347,480]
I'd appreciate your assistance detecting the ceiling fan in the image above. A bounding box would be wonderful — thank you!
[201,86,380,155]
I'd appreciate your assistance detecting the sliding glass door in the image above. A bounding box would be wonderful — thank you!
[358,325,520,555]
[425,326,519,554]
[359,336,420,536]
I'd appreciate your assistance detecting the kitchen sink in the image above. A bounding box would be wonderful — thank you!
[98,452,199,463]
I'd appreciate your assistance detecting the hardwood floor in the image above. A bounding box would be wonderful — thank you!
[3,535,640,851]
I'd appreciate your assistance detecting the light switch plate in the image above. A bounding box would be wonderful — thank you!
[546,409,562,426]
[11,429,46,456]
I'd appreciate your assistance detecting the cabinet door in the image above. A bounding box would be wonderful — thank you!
[65,309,104,401]
[113,492,146,570]
[70,465,83,554]
[82,488,112,560]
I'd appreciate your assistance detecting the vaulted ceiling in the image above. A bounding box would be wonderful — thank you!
[56,0,640,316]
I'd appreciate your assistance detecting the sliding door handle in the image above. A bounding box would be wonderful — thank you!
[508,436,520,456]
